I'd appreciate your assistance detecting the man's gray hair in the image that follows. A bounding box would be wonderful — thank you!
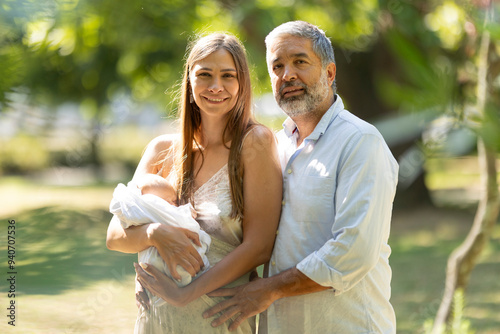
[265,21,336,92]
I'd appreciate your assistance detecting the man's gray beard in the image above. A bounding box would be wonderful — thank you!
[276,72,330,118]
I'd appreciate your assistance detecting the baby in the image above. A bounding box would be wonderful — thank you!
[138,174,179,205]
[109,174,211,306]
[136,174,198,219]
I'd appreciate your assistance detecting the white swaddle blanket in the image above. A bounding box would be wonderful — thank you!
[109,182,211,306]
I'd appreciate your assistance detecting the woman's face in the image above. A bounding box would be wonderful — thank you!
[189,48,240,119]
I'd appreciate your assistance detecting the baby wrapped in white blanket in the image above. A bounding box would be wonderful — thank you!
[109,174,211,306]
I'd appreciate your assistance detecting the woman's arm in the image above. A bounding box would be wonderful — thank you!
[106,134,204,279]
[136,125,283,306]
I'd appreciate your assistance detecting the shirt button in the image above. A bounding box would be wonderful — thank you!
[281,200,285,206]
[271,261,276,266]
[287,168,292,174]
[276,230,279,235]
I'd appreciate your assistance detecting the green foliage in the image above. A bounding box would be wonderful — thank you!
[0,2,28,106]
[0,206,135,294]
[1,0,498,177]
[255,114,287,132]
[1,0,496,118]
[0,125,151,176]
[0,133,50,174]
[377,28,456,113]
[375,1,471,114]
[100,126,152,173]
[477,104,500,152]
[0,0,388,111]
[376,0,500,169]
[0,0,396,173]
[450,289,474,334]
[423,289,475,334]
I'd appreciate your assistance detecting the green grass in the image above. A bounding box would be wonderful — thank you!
[425,156,500,191]
[390,206,500,333]
[10,207,135,294]
[0,180,139,333]
[0,174,499,333]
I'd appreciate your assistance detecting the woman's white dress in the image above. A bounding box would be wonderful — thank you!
[134,164,255,333]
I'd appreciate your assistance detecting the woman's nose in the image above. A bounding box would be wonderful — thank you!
[208,77,223,93]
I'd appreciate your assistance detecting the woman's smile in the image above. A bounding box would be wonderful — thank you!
[203,96,230,103]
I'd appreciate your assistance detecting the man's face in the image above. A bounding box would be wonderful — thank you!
[267,35,335,118]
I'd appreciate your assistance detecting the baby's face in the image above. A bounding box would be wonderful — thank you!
[139,176,178,205]
[164,194,178,206]
[151,186,177,206]
[162,184,178,206]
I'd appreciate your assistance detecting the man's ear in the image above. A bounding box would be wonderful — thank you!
[326,62,336,86]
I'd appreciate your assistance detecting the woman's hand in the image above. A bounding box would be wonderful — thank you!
[146,223,204,281]
[135,274,150,310]
[134,262,194,307]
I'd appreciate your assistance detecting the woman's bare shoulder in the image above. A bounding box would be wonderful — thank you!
[241,125,276,150]
[147,133,179,154]
[134,134,179,176]
[240,125,278,164]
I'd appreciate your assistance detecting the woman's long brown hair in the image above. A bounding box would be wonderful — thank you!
[174,33,256,219]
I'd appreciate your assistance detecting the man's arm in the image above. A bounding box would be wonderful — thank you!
[203,267,329,331]
[205,132,398,331]
[295,133,398,293]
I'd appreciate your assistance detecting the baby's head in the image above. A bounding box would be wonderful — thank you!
[137,174,178,206]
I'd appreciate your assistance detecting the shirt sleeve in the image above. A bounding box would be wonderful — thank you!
[296,132,398,295]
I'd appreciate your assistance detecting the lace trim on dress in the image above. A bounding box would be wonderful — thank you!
[193,164,236,240]
[194,164,228,197]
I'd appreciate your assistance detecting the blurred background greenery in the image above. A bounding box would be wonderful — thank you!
[0,0,499,333]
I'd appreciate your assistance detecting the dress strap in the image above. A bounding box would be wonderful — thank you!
[239,125,261,152]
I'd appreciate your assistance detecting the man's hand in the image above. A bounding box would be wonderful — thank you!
[203,278,277,331]
[203,267,330,331]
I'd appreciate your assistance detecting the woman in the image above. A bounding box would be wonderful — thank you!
[106,33,282,333]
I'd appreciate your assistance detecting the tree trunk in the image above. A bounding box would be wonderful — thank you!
[88,114,104,182]
[432,139,499,332]
[432,5,499,331]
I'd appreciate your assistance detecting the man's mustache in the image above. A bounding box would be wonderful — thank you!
[278,81,308,97]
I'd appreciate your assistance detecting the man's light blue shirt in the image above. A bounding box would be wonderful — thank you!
[266,95,398,333]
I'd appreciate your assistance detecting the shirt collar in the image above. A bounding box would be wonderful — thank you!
[282,95,344,141]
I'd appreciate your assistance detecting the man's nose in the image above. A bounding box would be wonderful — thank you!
[282,66,297,82]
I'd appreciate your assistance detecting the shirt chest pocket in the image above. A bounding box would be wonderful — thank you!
[289,175,335,223]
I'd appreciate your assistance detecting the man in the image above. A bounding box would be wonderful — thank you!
[203,21,398,333]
